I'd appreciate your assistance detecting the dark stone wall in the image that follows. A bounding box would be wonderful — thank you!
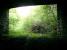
[0,9,9,37]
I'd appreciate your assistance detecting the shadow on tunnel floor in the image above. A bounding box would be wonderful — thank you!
[0,37,67,49]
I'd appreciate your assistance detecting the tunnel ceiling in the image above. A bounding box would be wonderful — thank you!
[0,0,58,9]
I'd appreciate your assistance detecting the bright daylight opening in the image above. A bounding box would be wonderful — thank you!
[9,5,57,38]
[16,6,35,17]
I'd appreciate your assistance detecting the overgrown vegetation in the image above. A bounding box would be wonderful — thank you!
[9,5,57,39]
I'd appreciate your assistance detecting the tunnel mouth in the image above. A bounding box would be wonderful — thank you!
[8,4,57,39]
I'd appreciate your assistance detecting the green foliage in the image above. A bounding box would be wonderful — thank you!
[9,5,57,39]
